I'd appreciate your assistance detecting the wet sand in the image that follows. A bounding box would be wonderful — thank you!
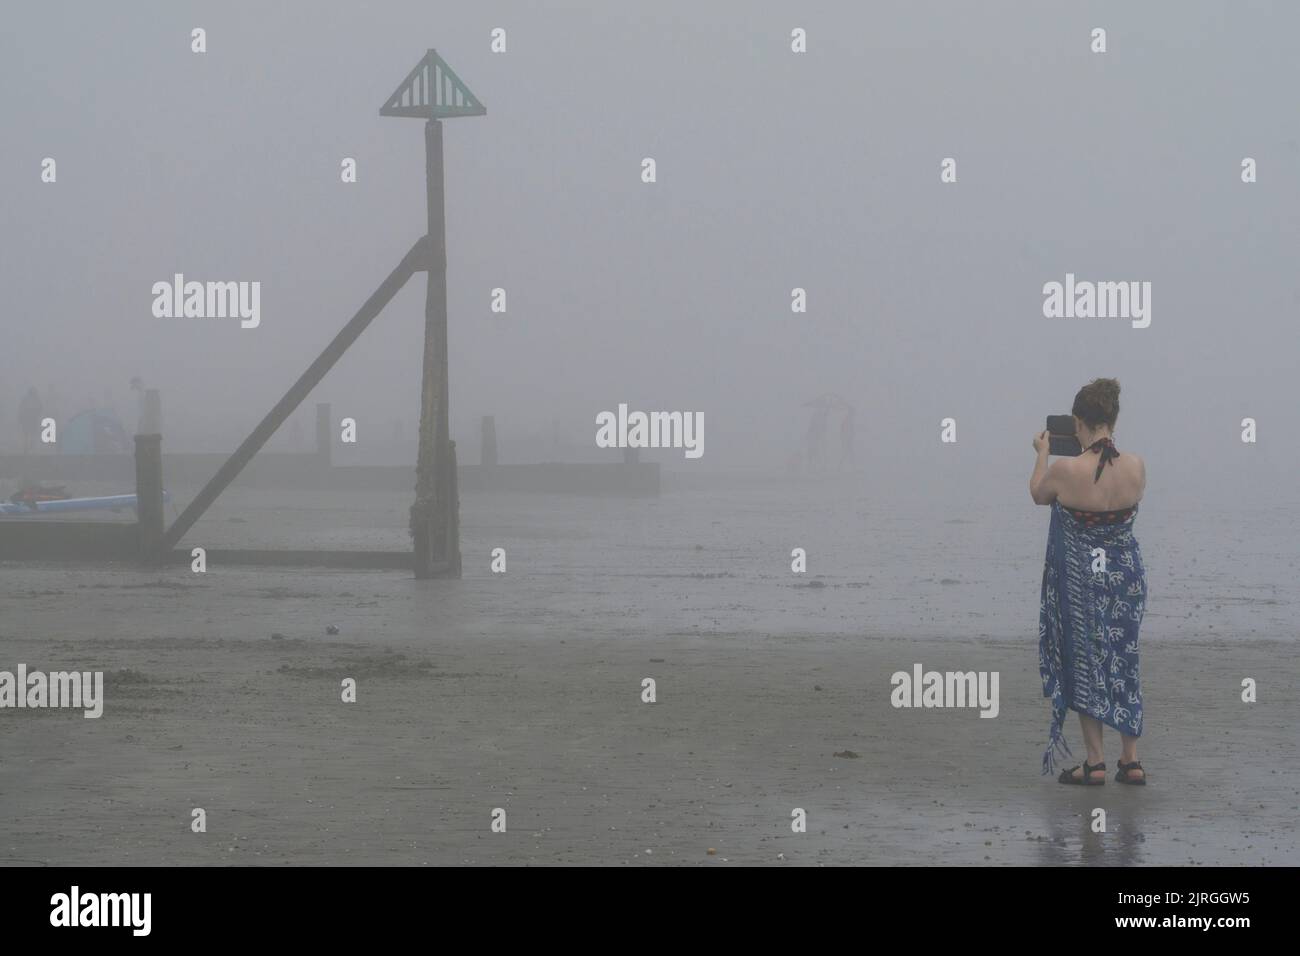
[2,558,1296,866]
[3,481,1298,865]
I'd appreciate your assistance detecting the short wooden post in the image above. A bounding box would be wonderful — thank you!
[134,433,164,561]
[445,439,461,577]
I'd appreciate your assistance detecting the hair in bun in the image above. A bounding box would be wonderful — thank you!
[1072,378,1120,428]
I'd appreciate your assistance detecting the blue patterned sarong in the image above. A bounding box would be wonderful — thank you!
[1038,500,1146,775]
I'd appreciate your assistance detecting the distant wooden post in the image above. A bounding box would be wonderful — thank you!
[315,402,332,464]
[134,433,164,561]
[445,439,462,577]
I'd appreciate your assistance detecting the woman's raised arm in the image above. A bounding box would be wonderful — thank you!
[1030,430,1058,505]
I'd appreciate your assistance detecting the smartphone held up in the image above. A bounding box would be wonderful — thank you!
[1046,415,1082,456]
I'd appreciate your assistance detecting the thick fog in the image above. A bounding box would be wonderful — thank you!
[3,0,1297,506]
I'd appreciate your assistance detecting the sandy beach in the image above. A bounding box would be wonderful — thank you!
[2,483,1296,866]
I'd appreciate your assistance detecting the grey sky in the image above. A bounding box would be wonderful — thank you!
[2,1,1296,505]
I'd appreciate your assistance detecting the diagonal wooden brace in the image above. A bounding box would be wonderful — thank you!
[155,236,431,558]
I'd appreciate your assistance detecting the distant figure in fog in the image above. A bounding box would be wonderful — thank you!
[804,393,855,470]
[838,400,855,467]
[18,386,43,453]
[803,395,833,471]
[42,385,60,428]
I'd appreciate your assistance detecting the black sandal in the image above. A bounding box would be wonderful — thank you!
[1058,761,1106,786]
[1115,760,1146,786]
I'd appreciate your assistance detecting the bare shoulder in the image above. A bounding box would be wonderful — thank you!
[1121,450,1146,498]
[1048,454,1089,496]
[1053,454,1087,478]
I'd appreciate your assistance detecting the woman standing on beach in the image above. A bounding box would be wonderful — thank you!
[1029,378,1148,786]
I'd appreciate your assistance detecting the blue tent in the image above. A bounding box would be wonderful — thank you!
[59,409,130,455]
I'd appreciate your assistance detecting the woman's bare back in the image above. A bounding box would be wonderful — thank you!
[1052,447,1145,512]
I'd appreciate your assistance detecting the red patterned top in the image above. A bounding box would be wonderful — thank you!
[1065,504,1137,527]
